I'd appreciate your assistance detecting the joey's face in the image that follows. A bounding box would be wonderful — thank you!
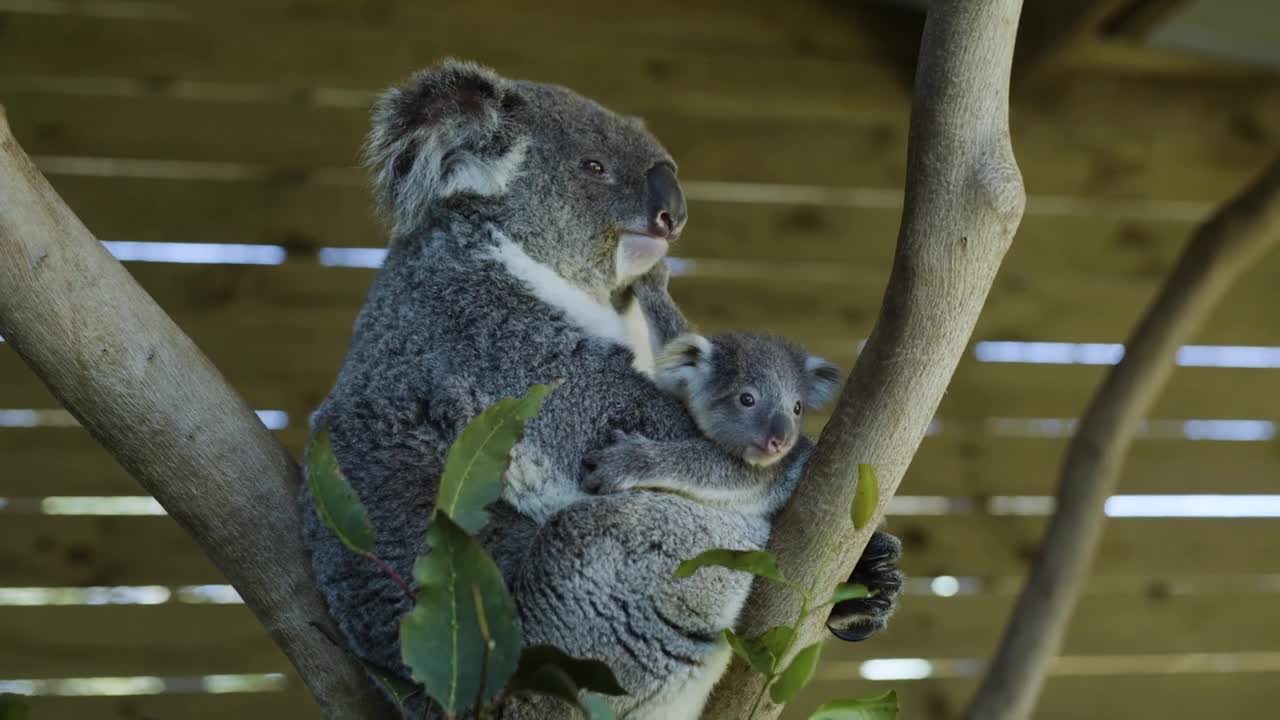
[503,81,686,296]
[657,333,843,468]
[365,59,686,300]
[699,343,806,467]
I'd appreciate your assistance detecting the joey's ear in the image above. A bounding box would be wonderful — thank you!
[654,333,713,397]
[365,58,528,234]
[803,356,842,409]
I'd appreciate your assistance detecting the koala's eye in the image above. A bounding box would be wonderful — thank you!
[793,401,803,416]
[581,159,607,176]
[739,393,756,408]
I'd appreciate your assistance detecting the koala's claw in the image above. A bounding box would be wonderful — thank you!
[582,431,658,495]
[826,530,903,642]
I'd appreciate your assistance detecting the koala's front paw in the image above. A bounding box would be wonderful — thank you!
[826,530,903,642]
[582,430,661,495]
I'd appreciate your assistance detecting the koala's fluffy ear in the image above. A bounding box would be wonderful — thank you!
[803,356,842,410]
[365,58,528,235]
[654,333,713,398]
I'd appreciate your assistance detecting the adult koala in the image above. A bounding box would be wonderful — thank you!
[299,59,902,718]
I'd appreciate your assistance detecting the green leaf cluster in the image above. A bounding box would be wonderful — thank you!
[307,383,625,716]
[672,463,896,719]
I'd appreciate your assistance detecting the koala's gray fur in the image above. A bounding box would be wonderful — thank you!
[298,59,900,719]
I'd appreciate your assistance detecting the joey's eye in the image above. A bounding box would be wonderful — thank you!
[793,402,803,416]
[581,159,607,176]
[739,393,756,408]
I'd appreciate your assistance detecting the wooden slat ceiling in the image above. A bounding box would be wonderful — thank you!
[0,1,1277,718]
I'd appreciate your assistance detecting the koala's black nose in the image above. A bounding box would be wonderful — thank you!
[646,163,687,239]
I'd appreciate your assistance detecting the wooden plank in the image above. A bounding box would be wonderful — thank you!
[787,673,1280,719]
[13,0,890,62]
[21,690,319,720]
[5,590,1274,678]
[0,14,905,124]
[0,5,1276,199]
[0,203,1275,363]
[5,71,1278,201]
[1013,0,1130,81]
[0,604,291,677]
[3,514,1276,585]
[828,592,1280,660]
[3,256,1279,416]
[4,417,1278,498]
[40,172,1225,263]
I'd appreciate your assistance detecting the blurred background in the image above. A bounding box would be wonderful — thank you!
[1,0,1278,717]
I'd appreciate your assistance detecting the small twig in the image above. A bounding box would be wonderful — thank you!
[367,553,417,602]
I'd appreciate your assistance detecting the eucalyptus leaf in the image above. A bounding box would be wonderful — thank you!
[305,427,376,555]
[758,625,796,666]
[508,645,626,719]
[0,695,30,720]
[808,690,899,719]
[401,513,520,713]
[674,548,784,582]
[362,662,421,710]
[852,464,879,530]
[724,628,774,676]
[437,383,556,533]
[511,645,627,696]
[830,583,872,605]
[511,664,580,711]
[769,641,824,705]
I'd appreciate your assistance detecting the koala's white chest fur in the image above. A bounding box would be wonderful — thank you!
[488,233,657,373]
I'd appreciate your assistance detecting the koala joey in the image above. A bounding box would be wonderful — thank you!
[584,330,903,643]
[297,59,901,718]
[584,331,841,517]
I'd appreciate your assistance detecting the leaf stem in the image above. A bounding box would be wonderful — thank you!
[746,675,770,720]
[472,583,493,719]
[366,552,417,603]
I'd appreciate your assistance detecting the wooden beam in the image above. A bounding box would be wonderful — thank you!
[1103,0,1190,39]
[22,691,319,720]
[787,673,1280,719]
[3,514,1277,586]
[3,250,1280,410]
[1,604,292,677]
[5,421,1278,499]
[4,591,1275,678]
[5,69,1277,202]
[1014,0,1131,82]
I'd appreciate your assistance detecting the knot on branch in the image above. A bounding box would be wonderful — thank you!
[975,135,1026,230]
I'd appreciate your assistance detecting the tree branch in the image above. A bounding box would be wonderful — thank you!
[705,2,1026,717]
[965,156,1280,720]
[0,106,396,719]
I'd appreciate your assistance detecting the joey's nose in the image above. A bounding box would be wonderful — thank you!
[646,163,687,239]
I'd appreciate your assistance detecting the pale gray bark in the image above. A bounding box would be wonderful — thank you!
[965,157,1280,720]
[0,107,395,719]
[704,2,1027,717]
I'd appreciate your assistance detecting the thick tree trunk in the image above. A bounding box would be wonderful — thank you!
[704,2,1026,717]
[0,107,395,720]
[964,157,1280,720]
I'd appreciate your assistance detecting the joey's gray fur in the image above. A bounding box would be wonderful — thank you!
[298,59,901,719]
[584,332,841,517]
